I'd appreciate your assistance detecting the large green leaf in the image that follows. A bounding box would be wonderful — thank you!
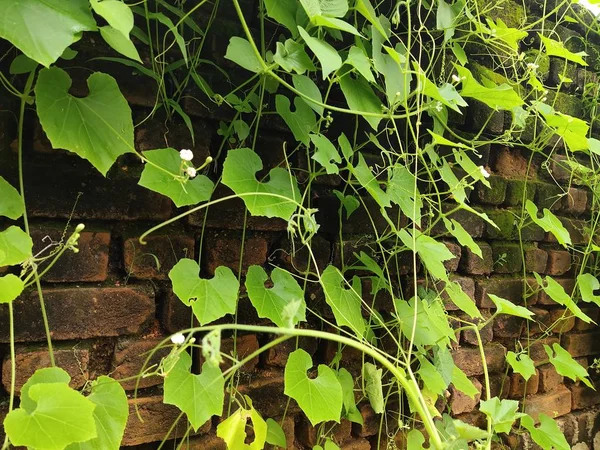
[99,26,141,62]
[5,383,97,450]
[284,349,343,425]
[540,35,588,66]
[451,366,479,399]
[321,265,366,337]
[20,367,72,412]
[395,297,456,347]
[398,229,454,281]
[264,0,299,36]
[339,72,382,130]
[164,352,225,431]
[352,154,390,207]
[169,259,239,325]
[225,37,263,73]
[534,274,591,323]
[346,46,375,83]
[0,0,96,67]
[0,274,25,304]
[578,273,600,306]
[66,377,128,450]
[35,67,134,176]
[488,294,534,320]
[216,398,267,450]
[245,265,306,328]
[138,148,214,207]
[275,95,317,145]
[0,226,33,266]
[445,281,481,318]
[298,26,342,79]
[479,397,524,434]
[525,200,571,247]
[299,0,348,18]
[221,148,301,220]
[544,343,592,388]
[455,66,524,110]
[521,414,569,450]
[388,164,422,225]
[293,74,324,116]
[0,176,24,219]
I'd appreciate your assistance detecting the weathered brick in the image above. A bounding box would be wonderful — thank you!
[505,179,536,206]
[0,284,155,342]
[2,344,89,394]
[123,233,195,280]
[543,309,576,334]
[450,377,482,414]
[489,373,511,399]
[524,385,572,422]
[199,334,260,372]
[353,404,380,438]
[475,277,534,308]
[571,384,600,410]
[453,343,506,376]
[493,314,525,338]
[203,231,269,275]
[538,364,564,393]
[460,242,493,275]
[237,372,293,417]
[278,234,331,275]
[341,438,371,450]
[562,332,600,358]
[508,369,540,398]
[30,226,110,282]
[111,336,170,390]
[544,250,572,276]
[161,290,196,334]
[562,187,588,214]
[490,242,523,274]
[494,148,531,178]
[462,310,493,345]
[443,241,462,272]
[525,246,548,273]
[298,418,351,448]
[528,337,560,365]
[574,308,600,331]
[122,396,210,446]
[264,336,317,368]
[474,175,507,205]
[185,433,226,450]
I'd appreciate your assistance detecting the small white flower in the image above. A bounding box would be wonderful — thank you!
[526,62,539,71]
[451,74,461,83]
[170,333,186,345]
[435,101,443,112]
[180,149,194,161]
[479,166,490,178]
[186,167,197,178]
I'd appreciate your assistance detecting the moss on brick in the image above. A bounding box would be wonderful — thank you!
[486,209,517,240]
[476,0,525,28]
[491,242,523,273]
[547,91,584,118]
[475,175,508,205]
[505,179,536,206]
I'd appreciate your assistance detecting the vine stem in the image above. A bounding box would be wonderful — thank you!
[1,303,16,450]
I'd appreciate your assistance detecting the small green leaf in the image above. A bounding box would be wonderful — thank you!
[485,18,528,51]
[363,362,384,413]
[398,229,454,281]
[521,413,570,450]
[313,16,360,35]
[338,368,362,424]
[266,418,287,448]
[164,352,225,431]
[0,0,96,67]
[333,190,360,219]
[540,35,588,66]
[534,274,592,323]
[5,383,97,450]
[245,265,306,328]
[395,296,456,347]
[445,281,481,318]
[225,37,263,73]
[293,74,324,116]
[9,54,38,74]
[339,72,382,130]
[578,273,600,306]
[275,95,317,145]
[0,275,24,304]
[310,134,341,174]
[417,357,448,395]
[455,66,524,110]
[351,154,390,207]
[407,429,426,450]
[299,0,348,18]
[506,352,536,381]
[284,349,343,425]
[488,294,534,320]
[346,46,375,83]
[451,43,468,65]
[355,0,387,37]
[273,39,316,74]
[138,148,214,207]
[544,343,592,388]
[264,0,299,36]
[222,148,301,220]
[99,26,141,62]
[437,0,457,43]
[479,397,524,434]
[539,109,589,152]
[0,176,24,219]
[35,67,134,176]
[525,200,571,247]
[91,0,133,37]
[451,366,479,399]
[444,218,482,258]
[298,26,342,79]
[388,164,422,225]
[169,259,239,325]
[0,226,33,267]
[321,265,366,337]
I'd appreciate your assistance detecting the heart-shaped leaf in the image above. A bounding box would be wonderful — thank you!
[0,226,33,267]
[0,176,24,219]
[216,397,267,450]
[0,274,24,304]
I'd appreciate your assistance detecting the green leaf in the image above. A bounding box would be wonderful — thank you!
[485,18,528,51]
[245,265,306,328]
[525,200,571,247]
[407,429,426,450]
[388,164,422,225]
[138,148,213,207]
[445,281,481,318]
[0,226,33,266]
[540,35,588,66]
[9,54,38,74]
[339,72,382,130]
[544,343,592,388]
[455,66,524,110]
[0,275,24,304]
[437,0,457,43]
[169,259,239,325]
[352,154,390,207]
[222,148,301,220]
[0,0,96,67]
[321,265,366,337]
[298,26,342,79]
[578,273,600,306]
[346,46,375,83]
[35,67,134,176]
[292,74,324,116]
[284,349,343,425]
[146,12,188,64]
[66,376,128,450]
[91,0,133,37]
[451,366,479,399]
[363,362,384,414]
[398,229,454,281]
[99,26,141,62]
[225,37,263,73]
[534,274,592,323]
[273,39,316,74]
[164,352,225,431]
[275,95,317,145]
[5,383,97,450]
[521,414,570,450]
[333,190,360,219]
[299,0,348,18]
[264,0,299,36]
[266,418,287,448]
[479,397,524,434]
[444,218,482,258]
[417,357,448,395]
[355,0,387,37]
[310,134,342,174]
[20,367,72,412]
[395,297,456,347]
[506,352,536,381]
[539,110,589,152]
[312,16,360,35]
[0,176,24,219]
[451,43,468,65]
[488,294,534,320]
[338,368,362,424]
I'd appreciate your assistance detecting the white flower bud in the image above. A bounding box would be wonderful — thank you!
[451,74,461,83]
[170,333,185,345]
[179,149,194,161]
[186,167,197,178]
[479,166,490,178]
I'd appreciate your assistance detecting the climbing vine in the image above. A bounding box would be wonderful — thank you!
[1,0,600,449]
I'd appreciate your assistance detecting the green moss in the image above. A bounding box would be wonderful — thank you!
[490,242,523,273]
[548,91,584,117]
[505,180,536,206]
[476,176,507,205]
[485,209,517,239]
[476,0,525,28]
[524,50,550,82]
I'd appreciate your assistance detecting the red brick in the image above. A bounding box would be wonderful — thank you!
[509,369,540,398]
[30,226,110,282]
[297,418,352,447]
[545,309,576,334]
[341,438,371,450]
[493,148,529,178]
[544,250,572,276]
[538,364,564,393]
[198,334,260,372]
[161,290,197,334]
[186,433,226,450]
[475,277,534,308]
[122,395,210,446]
[203,231,269,275]
[2,344,89,394]
[489,373,511,399]
[524,385,571,422]
[435,276,476,312]
[123,233,195,280]
[353,404,380,438]
[573,308,599,331]
[528,337,560,366]
[111,336,169,390]
[453,343,506,376]
[461,310,493,345]
[459,242,493,275]
[493,314,525,338]
[571,384,600,410]
[237,371,293,417]
[0,284,155,342]
[562,187,587,214]
[562,332,600,358]
[525,246,548,273]
[443,241,462,272]
[264,336,317,368]
[450,378,482,414]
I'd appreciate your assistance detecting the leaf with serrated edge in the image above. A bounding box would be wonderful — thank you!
[479,397,524,434]
[521,413,570,450]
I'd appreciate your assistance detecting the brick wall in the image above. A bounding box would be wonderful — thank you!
[2,0,600,449]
